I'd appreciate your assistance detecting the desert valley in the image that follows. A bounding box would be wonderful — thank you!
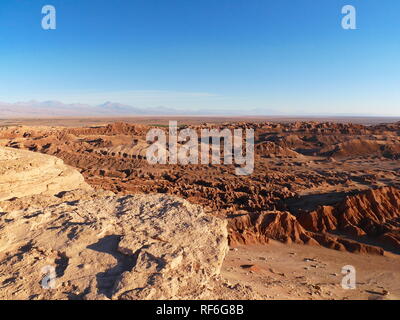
[0,117,399,300]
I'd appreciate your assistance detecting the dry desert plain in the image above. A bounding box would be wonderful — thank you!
[0,117,400,300]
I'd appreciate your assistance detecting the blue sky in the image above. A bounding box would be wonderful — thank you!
[0,0,399,115]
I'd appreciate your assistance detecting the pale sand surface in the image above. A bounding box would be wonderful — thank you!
[222,241,400,300]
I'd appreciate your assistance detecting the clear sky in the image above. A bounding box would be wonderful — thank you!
[0,0,399,115]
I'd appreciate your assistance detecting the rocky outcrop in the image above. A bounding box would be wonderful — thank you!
[0,147,90,201]
[228,209,385,255]
[322,139,400,159]
[0,193,231,300]
[298,187,400,252]
[256,141,304,159]
[228,211,317,246]
[0,147,254,300]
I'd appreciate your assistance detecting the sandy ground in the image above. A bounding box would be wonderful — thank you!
[221,241,400,300]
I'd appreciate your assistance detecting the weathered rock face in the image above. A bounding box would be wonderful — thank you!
[0,147,90,201]
[0,193,229,300]
[228,209,385,255]
[298,187,400,252]
[228,211,317,246]
[0,147,250,300]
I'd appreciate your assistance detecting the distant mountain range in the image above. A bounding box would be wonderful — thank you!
[0,100,181,117]
[3,100,397,118]
[0,100,281,117]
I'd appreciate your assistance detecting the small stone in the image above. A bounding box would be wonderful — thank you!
[382,290,389,296]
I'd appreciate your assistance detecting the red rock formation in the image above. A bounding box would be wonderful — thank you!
[256,141,303,158]
[228,211,318,246]
[1,121,399,255]
[228,209,385,255]
[298,187,400,251]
